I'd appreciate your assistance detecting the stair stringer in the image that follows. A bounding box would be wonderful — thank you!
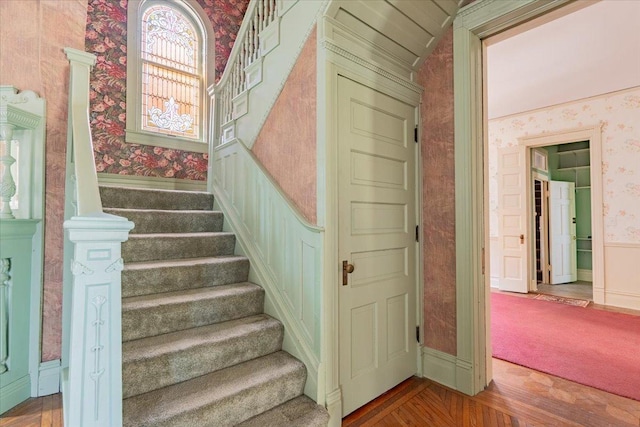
[211,138,324,403]
[216,0,328,151]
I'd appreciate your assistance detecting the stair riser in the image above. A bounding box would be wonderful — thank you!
[123,320,284,398]
[123,234,235,262]
[122,258,249,298]
[122,288,265,342]
[237,396,330,427]
[104,209,224,234]
[124,364,306,427]
[100,187,213,210]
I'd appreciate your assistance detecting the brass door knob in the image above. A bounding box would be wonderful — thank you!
[342,260,355,286]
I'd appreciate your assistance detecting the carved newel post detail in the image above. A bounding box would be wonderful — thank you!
[0,125,16,219]
[64,215,133,427]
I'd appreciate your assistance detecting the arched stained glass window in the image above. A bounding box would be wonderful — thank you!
[141,5,200,139]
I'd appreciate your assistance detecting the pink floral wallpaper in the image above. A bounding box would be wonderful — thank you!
[488,87,640,243]
[85,0,248,180]
[1,0,89,362]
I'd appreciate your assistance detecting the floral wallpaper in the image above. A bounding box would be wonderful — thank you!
[488,87,640,243]
[85,0,248,180]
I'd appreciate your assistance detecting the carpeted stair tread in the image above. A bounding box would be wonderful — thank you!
[123,351,307,427]
[122,232,236,262]
[122,256,249,297]
[100,186,213,210]
[104,208,224,234]
[122,283,264,342]
[237,395,330,427]
[122,314,284,398]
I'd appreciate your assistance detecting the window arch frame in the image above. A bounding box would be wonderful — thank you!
[126,0,215,152]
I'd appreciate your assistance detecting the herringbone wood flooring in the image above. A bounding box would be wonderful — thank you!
[343,359,640,427]
[3,359,640,426]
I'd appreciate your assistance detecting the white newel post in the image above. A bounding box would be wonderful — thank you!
[62,47,134,426]
[64,216,133,427]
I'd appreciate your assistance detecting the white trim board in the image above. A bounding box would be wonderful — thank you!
[453,0,573,395]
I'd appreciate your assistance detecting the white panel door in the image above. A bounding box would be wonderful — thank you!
[338,76,417,416]
[497,146,528,293]
[549,180,577,284]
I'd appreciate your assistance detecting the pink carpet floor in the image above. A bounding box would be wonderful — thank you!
[491,292,640,401]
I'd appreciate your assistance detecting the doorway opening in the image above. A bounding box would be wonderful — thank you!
[532,141,593,301]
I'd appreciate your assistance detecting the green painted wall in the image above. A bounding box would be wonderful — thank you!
[548,141,592,270]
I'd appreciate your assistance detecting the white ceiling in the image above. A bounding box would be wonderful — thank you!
[486,0,640,119]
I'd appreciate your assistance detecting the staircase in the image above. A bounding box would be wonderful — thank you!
[99,186,329,426]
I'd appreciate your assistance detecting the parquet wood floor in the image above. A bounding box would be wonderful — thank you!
[343,358,640,427]
[0,394,62,427]
[2,361,639,426]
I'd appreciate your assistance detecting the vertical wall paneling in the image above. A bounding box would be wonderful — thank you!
[212,139,323,400]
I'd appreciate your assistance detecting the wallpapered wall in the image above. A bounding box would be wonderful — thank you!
[417,28,457,356]
[0,0,89,362]
[85,0,249,179]
[252,29,317,224]
[488,87,640,243]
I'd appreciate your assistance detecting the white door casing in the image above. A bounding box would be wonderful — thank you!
[497,146,528,293]
[337,76,417,416]
[549,180,577,284]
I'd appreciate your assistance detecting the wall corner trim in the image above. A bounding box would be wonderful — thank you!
[38,359,61,396]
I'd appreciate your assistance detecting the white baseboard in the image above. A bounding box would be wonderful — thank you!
[490,276,499,289]
[422,347,476,395]
[325,388,342,427]
[38,359,61,396]
[422,347,457,390]
[97,172,207,191]
[577,269,592,282]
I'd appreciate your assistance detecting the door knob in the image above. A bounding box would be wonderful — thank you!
[520,234,524,244]
[342,260,355,286]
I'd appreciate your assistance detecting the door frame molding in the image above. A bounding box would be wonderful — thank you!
[453,0,572,394]
[318,19,424,423]
[518,126,605,298]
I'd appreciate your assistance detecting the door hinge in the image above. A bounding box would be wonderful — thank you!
[481,247,485,275]
[415,225,419,242]
[416,326,420,342]
[414,126,418,143]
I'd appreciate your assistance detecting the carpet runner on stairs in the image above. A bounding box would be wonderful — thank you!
[100,186,329,427]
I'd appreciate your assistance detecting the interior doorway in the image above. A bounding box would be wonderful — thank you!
[493,131,603,299]
[531,141,593,300]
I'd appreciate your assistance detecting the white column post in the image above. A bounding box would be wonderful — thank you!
[0,124,16,219]
[63,215,133,427]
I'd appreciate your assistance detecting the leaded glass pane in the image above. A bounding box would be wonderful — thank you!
[141,5,200,139]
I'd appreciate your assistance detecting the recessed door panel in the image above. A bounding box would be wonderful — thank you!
[338,77,417,416]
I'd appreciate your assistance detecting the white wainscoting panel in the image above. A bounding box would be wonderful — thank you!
[212,139,323,400]
[603,243,640,310]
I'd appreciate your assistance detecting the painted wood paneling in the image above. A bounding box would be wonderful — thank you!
[603,243,640,310]
[213,139,323,399]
